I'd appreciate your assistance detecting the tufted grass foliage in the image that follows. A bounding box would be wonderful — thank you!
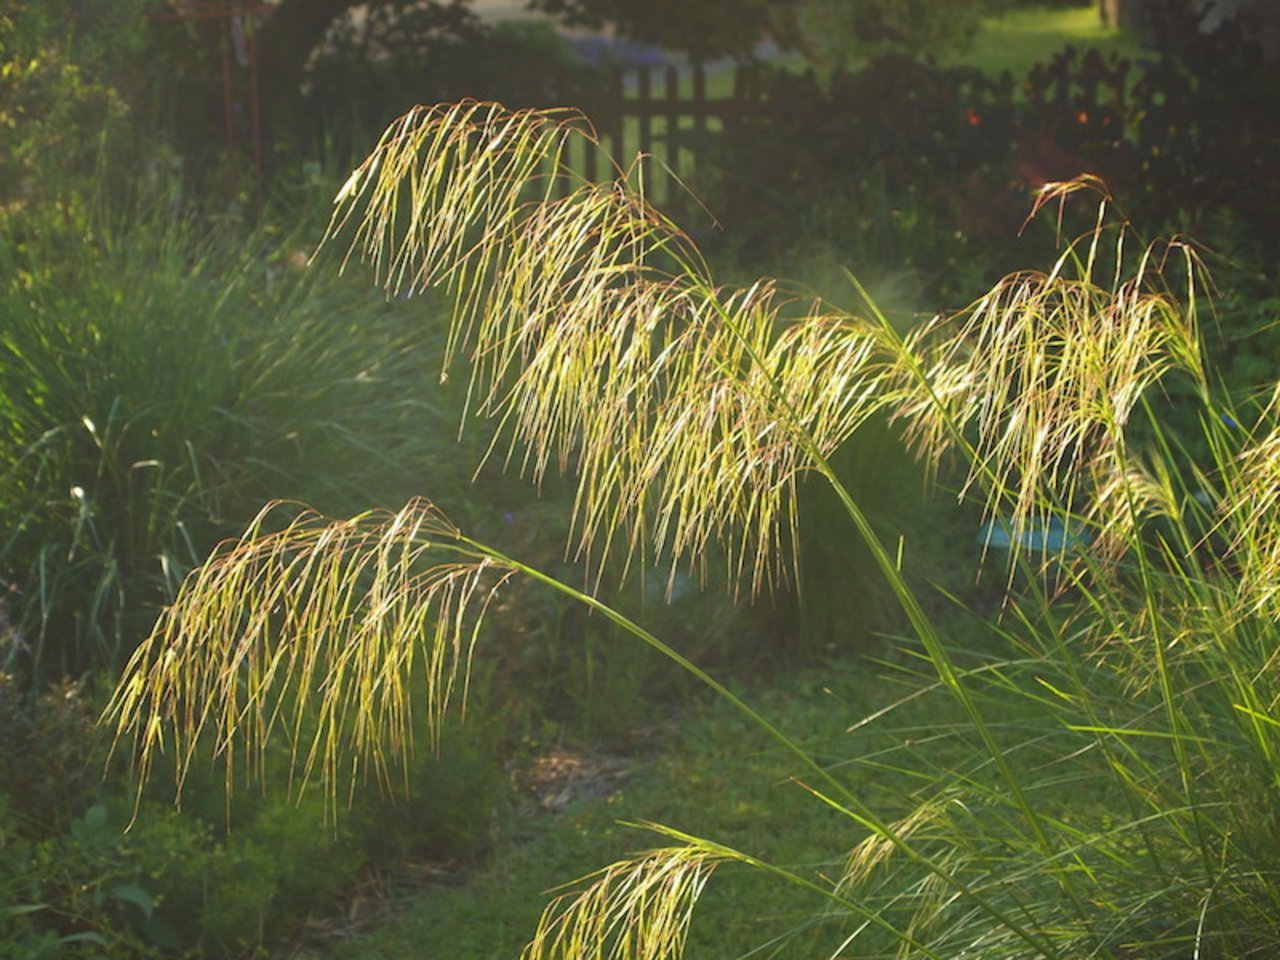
[520,843,721,960]
[0,190,455,687]
[107,102,1280,956]
[324,100,894,596]
[105,499,510,814]
[893,208,1208,569]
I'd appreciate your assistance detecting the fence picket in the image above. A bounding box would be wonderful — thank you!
[562,63,752,202]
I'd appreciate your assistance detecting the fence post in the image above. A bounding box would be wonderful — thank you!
[637,65,653,163]
[605,61,761,198]
[692,62,707,134]
[591,67,623,183]
[665,65,680,198]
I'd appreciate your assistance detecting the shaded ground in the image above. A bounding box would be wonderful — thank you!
[285,649,991,960]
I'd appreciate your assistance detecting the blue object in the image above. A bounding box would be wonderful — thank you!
[978,515,1091,553]
[568,36,667,68]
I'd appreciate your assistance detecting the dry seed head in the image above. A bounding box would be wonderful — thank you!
[522,847,721,960]
[322,102,894,595]
[887,234,1203,570]
[103,499,508,813]
[1226,387,1280,618]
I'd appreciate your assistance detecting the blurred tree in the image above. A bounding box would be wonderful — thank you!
[301,3,602,141]
[256,0,361,114]
[794,0,994,66]
[0,0,151,209]
[256,0,478,137]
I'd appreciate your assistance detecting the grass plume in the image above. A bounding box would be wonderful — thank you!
[325,100,894,594]
[105,499,510,813]
[104,103,1280,958]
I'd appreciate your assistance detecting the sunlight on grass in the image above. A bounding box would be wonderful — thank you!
[96,21,1280,951]
[107,98,1280,956]
[949,4,1143,78]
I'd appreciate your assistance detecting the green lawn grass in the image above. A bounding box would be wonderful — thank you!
[946,4,1142,78]
[295,609,1115,960]
[294,657,936,959]
[691,3,1141,98]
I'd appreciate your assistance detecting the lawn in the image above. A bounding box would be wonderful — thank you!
[296,637,1064,960]
[947,4,1142,78]
[694,2,1142,97]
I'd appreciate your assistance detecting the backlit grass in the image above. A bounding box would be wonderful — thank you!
[301,634,1062,960]
[107,105,1280,958]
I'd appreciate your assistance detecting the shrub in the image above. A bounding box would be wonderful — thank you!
[0,676,154,958]
[1129,3,1280,242]
[0,0,153,212]
[0,667,498,957]
[0,804,160,960]
[116,795,365,956]
[301,4,614,157]
[0,673,101,835]
[0,194,453,686]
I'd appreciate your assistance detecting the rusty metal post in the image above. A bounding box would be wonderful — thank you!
[148,1,270,194]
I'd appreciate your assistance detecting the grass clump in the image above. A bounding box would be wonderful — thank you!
[103,102,1280,959]
[0,192,455,686]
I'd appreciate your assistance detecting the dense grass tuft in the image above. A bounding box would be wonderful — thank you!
[0,193,452,686]
[105,104,1280,959]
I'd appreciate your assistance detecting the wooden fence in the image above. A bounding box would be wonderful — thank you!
[561,62,758,203]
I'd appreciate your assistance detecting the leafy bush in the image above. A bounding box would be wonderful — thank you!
[0,791,361,959]
[115,795,363,956]
[0,0,152,211]
[0,673,101,835]
[1,805,159,960]
[0,668,498,958]
[0,675,152,957]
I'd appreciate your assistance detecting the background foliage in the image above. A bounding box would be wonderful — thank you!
[695,5,1279,304]
[0,0,153,210]
[0,194,455,685]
